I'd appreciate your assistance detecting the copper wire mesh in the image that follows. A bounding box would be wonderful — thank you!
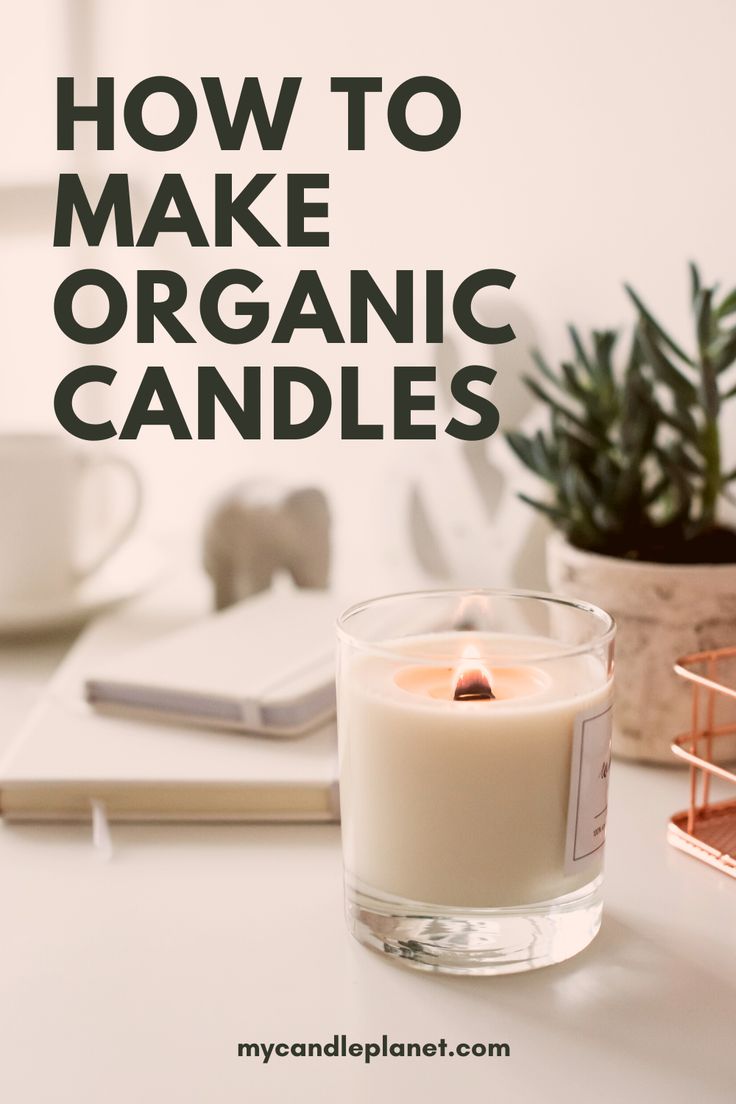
[669,646,736,877]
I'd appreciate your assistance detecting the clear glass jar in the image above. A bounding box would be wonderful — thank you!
[337,589,615,975]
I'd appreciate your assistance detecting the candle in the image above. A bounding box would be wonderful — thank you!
[337,590,615,974]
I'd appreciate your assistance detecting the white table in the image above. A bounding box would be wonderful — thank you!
[1,631,734,1104]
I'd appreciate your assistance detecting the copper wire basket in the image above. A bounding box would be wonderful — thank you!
[669,646,736,877]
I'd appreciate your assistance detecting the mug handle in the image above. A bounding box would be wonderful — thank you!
[76,455,143,580]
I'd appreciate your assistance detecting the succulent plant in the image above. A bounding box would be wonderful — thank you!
[506,265,736,561]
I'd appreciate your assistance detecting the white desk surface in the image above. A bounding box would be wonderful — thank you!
[1,631,735,1104]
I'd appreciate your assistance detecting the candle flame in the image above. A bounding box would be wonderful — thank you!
[453,644,495,701]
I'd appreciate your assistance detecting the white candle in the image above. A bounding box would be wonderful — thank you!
[339,631,613,909]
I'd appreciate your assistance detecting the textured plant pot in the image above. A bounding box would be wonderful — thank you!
[546,531,736,763]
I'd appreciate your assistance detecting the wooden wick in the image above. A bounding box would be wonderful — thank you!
[453,670,496,701]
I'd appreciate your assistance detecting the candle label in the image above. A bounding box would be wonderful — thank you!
[565,702,613,874]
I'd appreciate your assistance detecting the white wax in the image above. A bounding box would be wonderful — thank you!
[338,632,612,908]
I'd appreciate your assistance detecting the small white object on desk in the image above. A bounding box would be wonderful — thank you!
[202,480,330,609]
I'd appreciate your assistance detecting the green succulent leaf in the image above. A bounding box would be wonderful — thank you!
[567,326,593,374]
[559,360,589,401]
[644,475,670,506]
[636,324,698,403]
[696,287,714,355]
[716,288,736,318]
[529,349,564,389]
[712,329,736,374]
[592,329,617,367]
[625,283,695,367]
[506,431,547,477]
[517,493,569,524]
[522,376,603,441]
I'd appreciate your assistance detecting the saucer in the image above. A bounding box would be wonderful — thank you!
[0,539,165,635]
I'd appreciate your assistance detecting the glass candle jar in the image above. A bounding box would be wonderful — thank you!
[336,589,615,975]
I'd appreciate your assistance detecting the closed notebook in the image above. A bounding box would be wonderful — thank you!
[0,575,340,823]
[85,586,338,736]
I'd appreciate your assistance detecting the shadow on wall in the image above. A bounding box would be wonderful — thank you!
[408,301,550,590]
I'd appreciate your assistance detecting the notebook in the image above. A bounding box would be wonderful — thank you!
[0,574,340,823]
[85,586,338,736]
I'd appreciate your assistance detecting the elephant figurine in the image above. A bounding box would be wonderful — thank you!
[202,481,331,609]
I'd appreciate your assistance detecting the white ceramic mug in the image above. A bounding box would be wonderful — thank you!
[0,433,142,602]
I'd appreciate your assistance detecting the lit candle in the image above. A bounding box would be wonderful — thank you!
[337,591,615,974]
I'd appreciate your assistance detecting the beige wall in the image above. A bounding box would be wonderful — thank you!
[2,0,735,590]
